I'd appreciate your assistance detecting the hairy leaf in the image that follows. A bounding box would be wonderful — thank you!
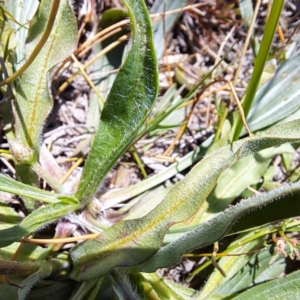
[0,259,39,277]
[26,281,75,300]
[0,173,70,204]
[18,261,52,300]
[76,0,158,206]
[0,202,78,248]
[138,180,300,273]
[13,0,77,156]
[70,120,300,280]
[202,144,294,220]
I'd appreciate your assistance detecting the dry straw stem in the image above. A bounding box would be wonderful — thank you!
[162,2,173,86]
[165,77,251,157]
[71,53,105,109]
[212,26,235,78]
[212,79,253,137]
[163,77,242,156]
[0,0,60,87]
[75,20,129,57]
[74,1,209,56]
[59,156,84,184]
[76,0,95,45]
[56,2,210,95]
[20,233,99,245]
[227,80,252,137]
[150,2,209,22]
[231,0,261,91]
[163,93,201,156]
[77,27,124,58]
[55,34,129,96]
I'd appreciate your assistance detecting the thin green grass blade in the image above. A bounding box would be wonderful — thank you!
[232,0,284,140]
[75,0,158,207]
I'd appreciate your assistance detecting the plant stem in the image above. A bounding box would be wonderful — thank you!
[232,0,284,141]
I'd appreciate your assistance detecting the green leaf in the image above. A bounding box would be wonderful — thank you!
[0,202,78,248]
[18,261,52,300]
[247,52,300,132]
[201,144,294,221]
[0,282,20,300]
[26,281,75,300]
[0,5,18,58]
[199,232,265,299]
[100,136,213,208]
[229,190,300,233]
[232,0,284,140]
[216,247,286,297]
[122,185,169,220]
[70,120,300,280]
[0,259,39,277]
[0,203,22,223]
[137,179,300,273]
[238,0,253,29]
[99,8,129,68]
[0,243,45,261]
[150,0,189,59]
[110,270,140,300]
[75,0,158,206]
[0,260,51,300]
[232,270,300,299]
[13,0,77,157]
[0,174,69,204]
[5,0,39,71]
[134,272,199,300]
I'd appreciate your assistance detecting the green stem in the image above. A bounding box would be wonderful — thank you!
[232,0,284,141]
[130,146,147,179]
